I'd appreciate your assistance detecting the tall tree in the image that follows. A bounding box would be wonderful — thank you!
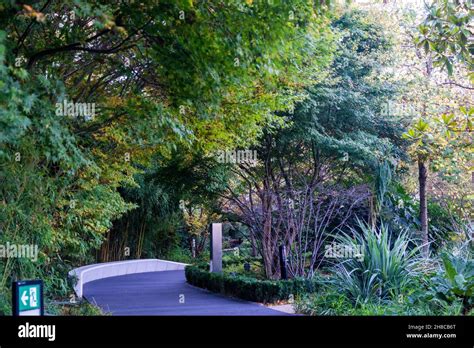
[224,10,402,279]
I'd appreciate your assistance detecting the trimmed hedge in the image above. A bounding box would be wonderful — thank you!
[185,265,319,303]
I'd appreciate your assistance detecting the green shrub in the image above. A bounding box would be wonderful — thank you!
[295,251,471,316]
[332,220,421,304]
[222,254,262,267]
[294,285,465,316]
[295,289,352,316]
[431,252,474,314]
[222,254,265,279]
[164,247,194,264]
[185,265,319,303]
[164,247,210,264]
[45,300,107,316]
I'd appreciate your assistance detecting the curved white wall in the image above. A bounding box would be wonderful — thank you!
[69,259,188,298]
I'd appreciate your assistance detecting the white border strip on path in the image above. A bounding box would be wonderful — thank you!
[69,259,188,298]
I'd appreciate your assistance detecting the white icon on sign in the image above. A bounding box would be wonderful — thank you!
[30,287,37,307]
[21,291,28,306]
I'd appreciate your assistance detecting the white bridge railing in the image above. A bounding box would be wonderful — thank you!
[69,259,188,298]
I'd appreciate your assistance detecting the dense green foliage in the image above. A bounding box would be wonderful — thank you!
[220,9,402,279]
[101,149,229,261]
[416,0,473,77]
[290,11,401,172]
[0,0,471,316]
[431,252,474,314]
[295,249,474,316]
[0,0,334,314]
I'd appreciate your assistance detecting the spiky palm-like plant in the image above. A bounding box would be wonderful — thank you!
[333,220,422,305]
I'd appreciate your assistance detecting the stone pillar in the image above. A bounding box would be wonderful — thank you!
[210,223,222,273]
[279,245,288,280]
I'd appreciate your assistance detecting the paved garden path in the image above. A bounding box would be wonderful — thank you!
[83,270,288,315]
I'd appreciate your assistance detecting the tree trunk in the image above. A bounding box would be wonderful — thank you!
[249,228,257,257]
[418,157,429,257]
[262,199,277,279]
